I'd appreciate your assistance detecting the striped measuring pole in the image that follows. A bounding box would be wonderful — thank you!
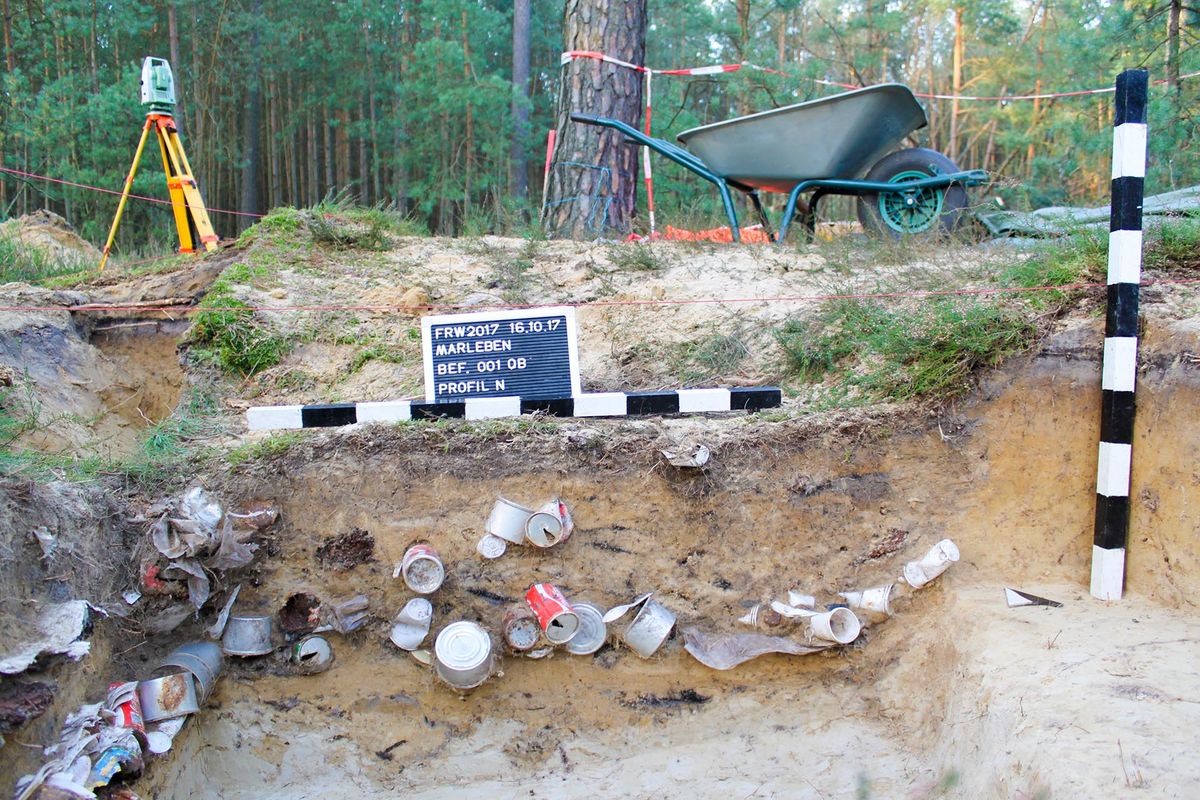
[1091,69,1148,602]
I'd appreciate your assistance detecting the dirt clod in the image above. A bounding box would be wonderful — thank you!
[622,689,711,709]
[0,681,56,734]
[852,527,910,565]
[314,528,375,569]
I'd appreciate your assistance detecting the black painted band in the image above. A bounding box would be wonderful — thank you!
[301,404,357,427]
[520,397,575,416]
[1105,283,1140,338]
[410,402,466,420]
[731,387,783,410]
[1094,494,1130,549]
[1113,69,1149,126]
[1099,390,1137,445]
[1110,176,1144,232]
[625,392,681,415]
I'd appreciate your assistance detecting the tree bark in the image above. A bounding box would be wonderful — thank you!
[168,0,182,122]
[1167,0,1182,119]
[1,0,13,72]
[545,0,647,239]
[510,0,531,204]
[238,0,263,228]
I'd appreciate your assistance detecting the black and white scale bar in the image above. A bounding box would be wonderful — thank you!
[246,387,782,431]
[1092,68,1147,603]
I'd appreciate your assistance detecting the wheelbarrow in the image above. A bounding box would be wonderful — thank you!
[570,83,988,243]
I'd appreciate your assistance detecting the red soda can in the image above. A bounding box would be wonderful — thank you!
[107,681,145,735]
[524,583,580,644]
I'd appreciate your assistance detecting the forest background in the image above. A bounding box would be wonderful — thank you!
[0,0,1196,250]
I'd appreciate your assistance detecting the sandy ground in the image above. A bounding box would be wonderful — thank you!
[140,582,1200,799]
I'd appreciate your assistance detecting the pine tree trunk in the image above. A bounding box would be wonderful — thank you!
[238,0,263,228]
[1167,0,1182,119]
[1,0,13,72]
[545,0,647,239]
[510,0,532,204]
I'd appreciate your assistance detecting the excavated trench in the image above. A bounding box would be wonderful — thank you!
[124,321,1200,799]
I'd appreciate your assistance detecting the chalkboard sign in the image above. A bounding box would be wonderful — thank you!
[421,306,581,403]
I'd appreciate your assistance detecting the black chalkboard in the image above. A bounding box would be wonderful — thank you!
[421,307,581,402]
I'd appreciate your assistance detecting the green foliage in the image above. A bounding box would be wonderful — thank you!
[777,295,1036,402]
[225,431,306,466]
[0,234,90,284]
[1146,216,1200,271]
[190,280,290,376]
[672,322,755,384]
[607,244,675,272]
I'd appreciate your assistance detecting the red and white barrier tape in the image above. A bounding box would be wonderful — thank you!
[562,51,1200,103]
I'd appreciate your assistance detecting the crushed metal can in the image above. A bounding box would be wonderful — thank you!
[524,583,580,645]
[390,598,434,651]
[564,602,607,655]
[604,594,676,658]
[105,682,145,737]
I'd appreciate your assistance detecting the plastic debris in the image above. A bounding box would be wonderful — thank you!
[31,526,57,559]
[0,601,93,675]
[206,585,242,639]
[681,626,830,670]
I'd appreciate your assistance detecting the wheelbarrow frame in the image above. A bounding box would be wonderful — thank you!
[569,112,988,243]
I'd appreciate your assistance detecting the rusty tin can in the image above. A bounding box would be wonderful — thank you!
[524,583,579,644]
[136,672,200,723]
[401,543,445,595]
[502,605,542,653]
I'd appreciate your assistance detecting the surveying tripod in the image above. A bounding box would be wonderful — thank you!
[99,58,218,271]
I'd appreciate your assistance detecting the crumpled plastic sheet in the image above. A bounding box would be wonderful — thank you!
[316,595,370,634]
[0,601,93,675]
[206,584,242,639]
[681,626,830,670]
[147,487,261,610]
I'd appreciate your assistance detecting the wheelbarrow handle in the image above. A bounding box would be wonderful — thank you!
[570,113,604,126]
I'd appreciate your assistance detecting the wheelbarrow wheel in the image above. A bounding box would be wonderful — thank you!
[856,148,969,238]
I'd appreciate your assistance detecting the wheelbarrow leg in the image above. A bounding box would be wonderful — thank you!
[716,180,741,243]
[747,191,774,240]
[800,188,831,242]
[777,180,815,244]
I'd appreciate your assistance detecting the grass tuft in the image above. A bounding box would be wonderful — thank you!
[607,243,675,272]
[777,296,1036,402]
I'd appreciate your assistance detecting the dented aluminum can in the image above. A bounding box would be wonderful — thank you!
[401,543,445,594]
[525,499,573,548]
[502,605,542,653]
[390,598,434,651]
[524,583,579,644]
[154,642,223,702]
[222,614,277,657]
[486,497,534,544]
[619,597,676,658]
[433,621,495,690]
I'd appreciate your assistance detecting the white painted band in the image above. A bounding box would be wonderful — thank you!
[1096,441,1133,497]
[246,405,303,431]
[465,396,522,420]
[677,387,732,413]
[355,400,412,424]
[1102,338,1138,392]
[1090,545,1125,601]
[1107,229,1143,285]
[573,392,628,417]
[1111,123,1147,179]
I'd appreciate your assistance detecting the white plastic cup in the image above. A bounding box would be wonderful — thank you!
[806,607,862,644]
[903,539,960,589]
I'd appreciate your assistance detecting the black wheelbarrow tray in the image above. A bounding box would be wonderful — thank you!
[570,83,988,243]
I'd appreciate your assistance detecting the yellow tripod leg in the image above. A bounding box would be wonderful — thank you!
[165,128,218,252]
[155,117,196,253]
[99,117,153,272]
